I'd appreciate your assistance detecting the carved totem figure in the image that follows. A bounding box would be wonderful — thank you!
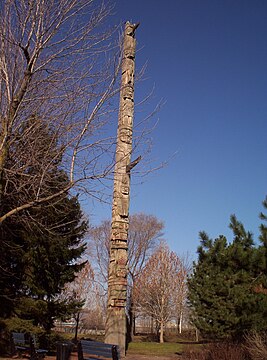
[105,22,140,356]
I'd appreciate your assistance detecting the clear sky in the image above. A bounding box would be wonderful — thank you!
[87,0,267,258]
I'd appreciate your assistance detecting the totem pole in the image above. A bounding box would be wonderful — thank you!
[105,22,140,356]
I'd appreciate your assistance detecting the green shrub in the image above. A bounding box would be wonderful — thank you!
[4,317,44,336]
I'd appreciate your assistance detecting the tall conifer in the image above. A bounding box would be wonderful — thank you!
[188,208,267,339]
[0,119,87,332]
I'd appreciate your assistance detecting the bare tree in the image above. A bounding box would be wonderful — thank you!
[134,243,188,343]
[88,214,163,284]
[63,262,94,342]
[173,253,191,334]
[81,285,106,332]
[88,213,164,336]
[127,213,164,339]
[128,213,164,282]
[64,263,107,335]
[0,0,122,224]
[88,219,110,286]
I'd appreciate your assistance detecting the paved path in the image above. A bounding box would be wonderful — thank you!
[0,351,183,360]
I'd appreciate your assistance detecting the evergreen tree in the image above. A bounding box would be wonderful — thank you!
[259,197,267,248]
[257,197,267,296]
[188,212,267,339]
[0,118,88,333]
[17,193,87,332]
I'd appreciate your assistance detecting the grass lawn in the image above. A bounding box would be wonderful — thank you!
[127,341,185,356]
[77,333,202,357]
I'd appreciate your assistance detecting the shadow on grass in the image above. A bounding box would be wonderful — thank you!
[175,340,209,345]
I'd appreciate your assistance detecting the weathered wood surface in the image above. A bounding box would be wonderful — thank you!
[105,21,139,356]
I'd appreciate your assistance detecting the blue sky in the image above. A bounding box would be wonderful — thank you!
[87,0,267,258]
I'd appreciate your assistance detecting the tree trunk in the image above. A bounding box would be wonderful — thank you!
[195,327,199,342]
[0,129,8,206]
[159,321,164,343]
[127,297,135,341]
[133,313,136,336]
[74,312,80,343]
[179,311,183,334]
[150,317,154,335]
[105,22,139,357]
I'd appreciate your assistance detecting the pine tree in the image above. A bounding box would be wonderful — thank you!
[256,197,267,303]
[188,213,267,339]
[0,119,88,333]
[259,197,267,247]
[17,193,87,332]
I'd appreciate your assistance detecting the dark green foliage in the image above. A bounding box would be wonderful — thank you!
[259,197,267,258]
[16,195,87,332]
[188,206,267,339]
[21,195,87,297]
[0,195,87,332]
[0,118,88,333]
[0,216,25,319]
